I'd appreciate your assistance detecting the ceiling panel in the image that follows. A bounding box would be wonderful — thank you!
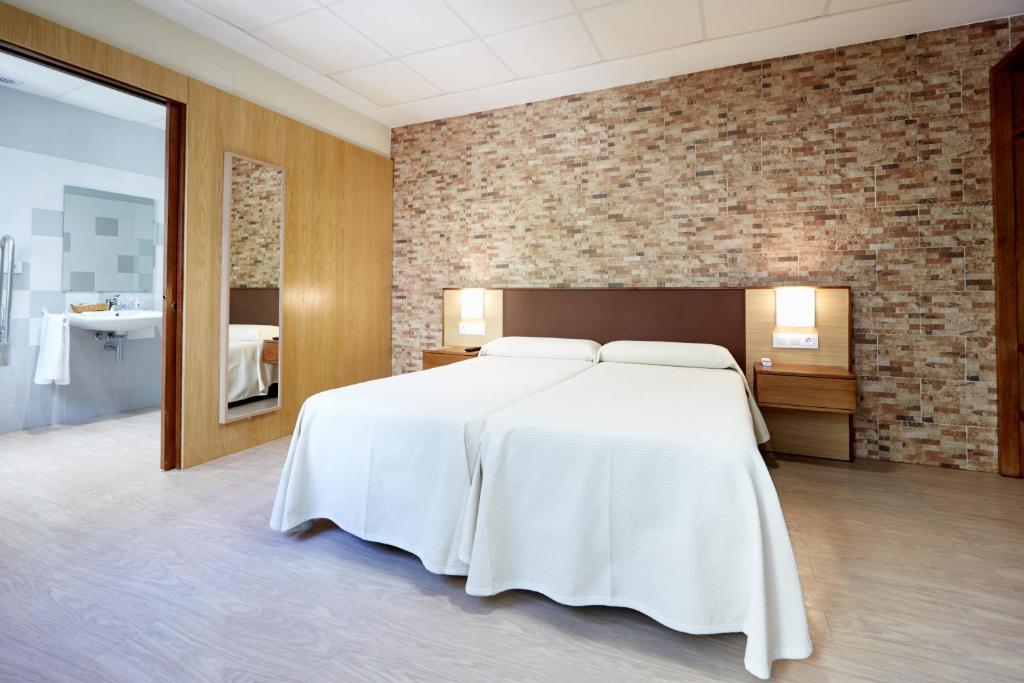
[828,0,905,13]
[134,0,1023,128]
[486,15,601,78]
[329,0,474,56]
[572,0,619,8]
[187,0,317,31]
[582,0,702,60]
[447,0,575,35]
[253,8,388,74]
[703,0,827,39]
[332,60,441,106]
[403,41,515,93]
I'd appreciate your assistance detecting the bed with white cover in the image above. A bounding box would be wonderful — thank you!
[457,341,812,679]
[270,337,598,574]
[226,324,279,403]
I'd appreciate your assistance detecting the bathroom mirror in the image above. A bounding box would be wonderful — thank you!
[219,153,284,423]
[62,186,156,292]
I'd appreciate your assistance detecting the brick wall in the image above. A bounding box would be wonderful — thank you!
[392,17,1024,472]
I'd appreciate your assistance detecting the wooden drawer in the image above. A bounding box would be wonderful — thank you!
[262,339,279,364]
[423,350,475,370]
[756,373,856,413]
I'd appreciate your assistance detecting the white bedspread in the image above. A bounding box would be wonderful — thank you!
[226,325,278,403]
[458,362,811,679]
[270,356,594,574]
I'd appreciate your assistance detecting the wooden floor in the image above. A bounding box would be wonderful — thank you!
[0,410,1022,682]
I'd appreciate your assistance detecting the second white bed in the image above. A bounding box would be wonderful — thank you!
[457,346,811,679]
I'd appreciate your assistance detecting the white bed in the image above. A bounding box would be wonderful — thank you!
[227,324,278,403]
[270,338,598,575]
[457,342,811,679]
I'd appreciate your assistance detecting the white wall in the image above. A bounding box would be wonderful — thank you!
[4,0,392,156]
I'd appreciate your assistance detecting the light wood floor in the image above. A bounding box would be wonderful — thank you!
[0,411,1022,682]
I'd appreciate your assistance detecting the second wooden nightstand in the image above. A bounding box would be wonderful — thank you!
[753,363,856,461]
[422,346,479,370]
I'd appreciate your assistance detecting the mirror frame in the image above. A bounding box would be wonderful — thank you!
[218,152,285,424]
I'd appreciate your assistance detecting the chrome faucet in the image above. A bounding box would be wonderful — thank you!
[106,293,123,311]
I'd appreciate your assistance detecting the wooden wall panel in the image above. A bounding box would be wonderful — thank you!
[442,289,504,347]
[745,287,853,460]
[744,288,851,382]
[183,81,392,467]
[0,2,188,102]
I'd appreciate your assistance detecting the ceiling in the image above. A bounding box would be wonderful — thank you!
[0,51,166,129]
[134,0,1021,129]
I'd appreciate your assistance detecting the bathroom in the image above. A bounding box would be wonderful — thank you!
[0,50,166,447]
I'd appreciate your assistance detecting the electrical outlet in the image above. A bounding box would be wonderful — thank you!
[773,332,819,349]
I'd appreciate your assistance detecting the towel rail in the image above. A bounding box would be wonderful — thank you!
[0,235,14,361]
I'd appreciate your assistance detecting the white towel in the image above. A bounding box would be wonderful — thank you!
[34,313,70,386]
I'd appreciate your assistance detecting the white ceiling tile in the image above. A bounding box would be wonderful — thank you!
[572,0,619,8]
[485,15,601,78]
[187,0,318,31]
[703,0,827,39]
[582,0,701,60]
[446,0,575,35]
[828,0,905,13]
[58,83,166,124]
[0,52,83,99]
[332,60,441,105]
[329,0,474,56]
[403,40,514,92]
[252,8,388,73]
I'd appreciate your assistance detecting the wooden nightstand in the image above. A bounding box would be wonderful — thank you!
[262,339,279,365]
[422,346,479,370]
[753,363,856,461]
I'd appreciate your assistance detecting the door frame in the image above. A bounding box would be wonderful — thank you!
[992,40,1024,478]
[0,40,186,470]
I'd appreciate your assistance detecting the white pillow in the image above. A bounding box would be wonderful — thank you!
[598,340,737,369]
[229,324,279,342]
[479,336,600,363]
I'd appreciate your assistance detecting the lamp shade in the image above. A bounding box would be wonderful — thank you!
[458,288,486,336]
[775,287,815,328]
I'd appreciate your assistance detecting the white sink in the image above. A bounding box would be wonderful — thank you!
[67,309,162,334]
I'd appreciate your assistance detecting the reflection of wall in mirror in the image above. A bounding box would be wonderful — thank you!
[229,156,282,289]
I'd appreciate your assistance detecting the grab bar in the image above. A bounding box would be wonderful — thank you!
[0,234,14,357]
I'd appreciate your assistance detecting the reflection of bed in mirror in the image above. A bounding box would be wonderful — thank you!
[220,151,285,423]
[226,287,279,409]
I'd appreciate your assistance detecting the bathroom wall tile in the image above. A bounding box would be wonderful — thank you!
[31,208,64,237]
[29,235,62,291]
[12,262,29,291]
[9,289,29,321]
[22,398,61,430]
[30,290,67,317]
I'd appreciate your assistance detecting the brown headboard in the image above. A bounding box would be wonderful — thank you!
[229,287,279,326]
[501,288,746,367]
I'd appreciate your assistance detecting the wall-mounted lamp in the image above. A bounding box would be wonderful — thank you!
[458,288,486,336]
[773,287,819,349]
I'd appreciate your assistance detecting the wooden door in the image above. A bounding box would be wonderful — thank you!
[992,41,1024,477]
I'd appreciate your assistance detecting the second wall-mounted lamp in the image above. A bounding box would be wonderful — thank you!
[458,288,486,336]
[773,287,819,349]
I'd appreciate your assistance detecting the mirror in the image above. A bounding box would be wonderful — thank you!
[220,153,284,423]
[63,186,156,292]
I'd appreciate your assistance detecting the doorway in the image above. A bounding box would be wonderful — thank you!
[992,40,1024,478]
[0,42,184,470]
